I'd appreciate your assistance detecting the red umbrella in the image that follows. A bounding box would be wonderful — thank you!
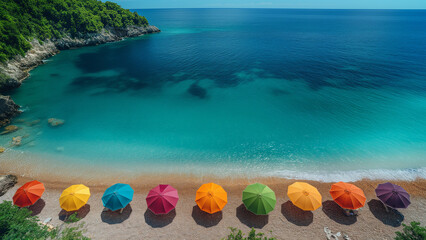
[146,184,179,215]
[13,180,45,207]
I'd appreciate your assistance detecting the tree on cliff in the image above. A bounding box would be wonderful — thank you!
[0,0,149,62]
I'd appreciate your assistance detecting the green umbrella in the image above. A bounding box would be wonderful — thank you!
[242,183,276,215]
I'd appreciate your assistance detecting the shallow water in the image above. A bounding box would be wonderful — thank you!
[1,9,426,180]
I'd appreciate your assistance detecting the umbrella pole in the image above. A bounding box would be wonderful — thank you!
[380,200,389,212]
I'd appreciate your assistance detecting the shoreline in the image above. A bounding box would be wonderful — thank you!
[0,149,425,184]
[1,158,425,186]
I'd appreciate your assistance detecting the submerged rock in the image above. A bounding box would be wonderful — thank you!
[188,83,207,99]
[0,147,5,153]
[0,125,19,135]
[27,119,41,126]
[12,136,22,146]
[0,175,18,196]
[48,118,65,127]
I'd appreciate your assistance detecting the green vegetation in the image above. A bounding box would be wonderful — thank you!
[65,212,81,223]
[223,227,276,240]
[0,0,149,62]
[0,201,90,240]
[395,221,426,240]
[57,222,89,240]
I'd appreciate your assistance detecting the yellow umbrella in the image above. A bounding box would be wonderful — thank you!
[59,184,90,211]
[287,182,322,211]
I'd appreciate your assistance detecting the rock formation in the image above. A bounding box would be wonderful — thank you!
[0,175,18,197]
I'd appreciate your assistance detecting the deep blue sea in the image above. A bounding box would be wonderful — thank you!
[1,9,425,181]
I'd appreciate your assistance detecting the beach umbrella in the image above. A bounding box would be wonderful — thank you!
[102,183,134,211]
[288,182,322,211]
[13,180,45,207]
[146,184,179,215]
[375,182,410,209]
[195,183,227,214]
[59,184,90,212]
[242,183,276,215]
[329,182,366,210]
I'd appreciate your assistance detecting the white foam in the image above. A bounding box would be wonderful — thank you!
[269,167,426,182]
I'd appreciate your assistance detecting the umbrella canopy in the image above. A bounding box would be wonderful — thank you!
[330,182,366,210]
[242,183,276,215]
[102,183,134,211]
[375,182,410,209]
[288,182,322,211]
[13,180,45,207]
[195,183,227,214]
[59,184,90,212]
[146,184,179,215]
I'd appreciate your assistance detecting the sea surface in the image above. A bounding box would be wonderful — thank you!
[1,9,426,181]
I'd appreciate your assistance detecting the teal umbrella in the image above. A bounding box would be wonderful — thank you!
[242,183,276,215]
[102,183,134,211]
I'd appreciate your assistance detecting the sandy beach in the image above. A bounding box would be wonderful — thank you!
[1,175,425,240]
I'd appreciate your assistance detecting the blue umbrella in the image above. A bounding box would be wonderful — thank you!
[102,183,134,211]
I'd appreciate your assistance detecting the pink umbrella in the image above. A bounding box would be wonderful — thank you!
[146,184,179,215]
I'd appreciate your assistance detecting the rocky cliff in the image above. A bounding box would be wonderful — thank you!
[0,25,160,126]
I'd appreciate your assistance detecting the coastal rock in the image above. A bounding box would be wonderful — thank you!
[0,175,17,197]
[0,95,20,127]
[0,76,21,93]
[55,25,160,50]
[0,39,58,83]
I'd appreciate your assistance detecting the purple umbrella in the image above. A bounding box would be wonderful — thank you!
[375,182,410,209]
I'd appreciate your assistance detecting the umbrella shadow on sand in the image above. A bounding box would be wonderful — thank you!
[192,205,222,228]
[236,204,269,229]
[281,201,313,226]
[322,200,357,225]
[59,204,91,222]
[367,199,404,227]
[101,204,133,224]
[144,208,176,228]
[29,199,45,216]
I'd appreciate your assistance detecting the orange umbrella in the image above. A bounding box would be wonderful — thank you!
[195,183,227,214]
[330,182,366,210]
[13,180,45,207]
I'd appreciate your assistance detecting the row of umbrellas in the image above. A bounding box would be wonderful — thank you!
[12,181,411,216]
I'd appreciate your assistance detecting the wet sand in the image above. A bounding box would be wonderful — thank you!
[1,175,425,240]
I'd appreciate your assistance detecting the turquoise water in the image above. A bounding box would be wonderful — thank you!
[1,9,426,180]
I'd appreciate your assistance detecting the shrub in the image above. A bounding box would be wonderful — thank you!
[58,222,90,240]
[0,201,90,240]
[0,200,52,239]
[66,212,81,223]
[395,221,426,240]
[223,227,276,240]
